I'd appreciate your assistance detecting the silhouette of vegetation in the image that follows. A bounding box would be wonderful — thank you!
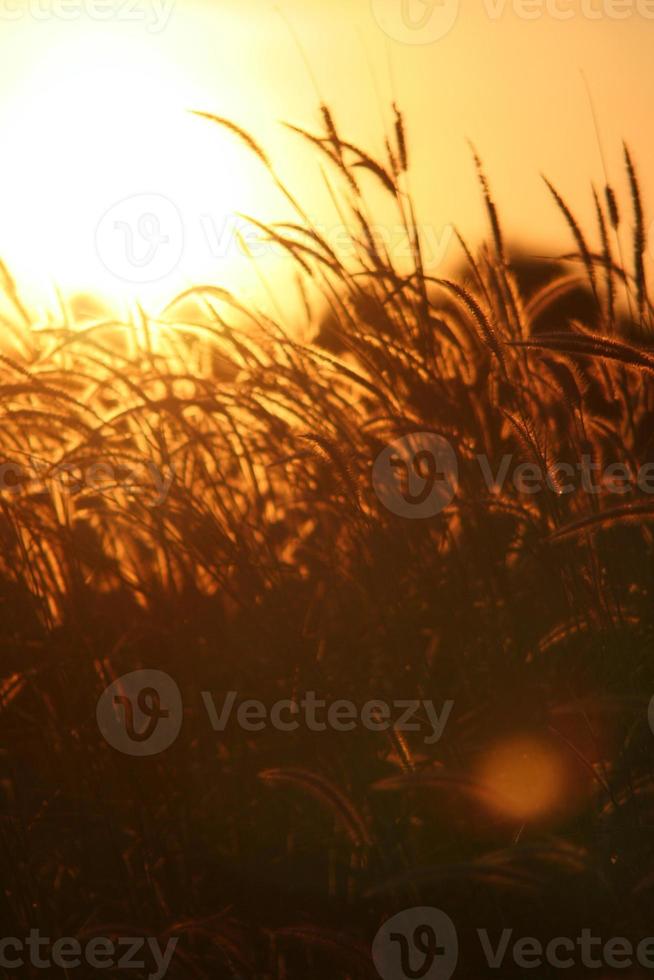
[1,106,654,978]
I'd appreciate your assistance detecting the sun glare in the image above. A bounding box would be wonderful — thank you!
[0,26,287,315]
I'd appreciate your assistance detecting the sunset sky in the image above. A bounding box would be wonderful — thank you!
[4,2,654,963]
[0,0,651,315]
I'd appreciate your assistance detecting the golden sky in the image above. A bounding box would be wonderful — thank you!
[0,0,651,315]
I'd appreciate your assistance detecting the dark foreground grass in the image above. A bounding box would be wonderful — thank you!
[2,108,654,978]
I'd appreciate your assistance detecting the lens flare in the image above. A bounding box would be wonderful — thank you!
[475,735,571,821]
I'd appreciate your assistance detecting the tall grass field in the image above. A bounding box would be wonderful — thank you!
[2,105,654,978]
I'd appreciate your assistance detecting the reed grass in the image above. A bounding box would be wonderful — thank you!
[1,104,654,978]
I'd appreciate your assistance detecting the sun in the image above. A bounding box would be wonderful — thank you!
[0,26,287,315]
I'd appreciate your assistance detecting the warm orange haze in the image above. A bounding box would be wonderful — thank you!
[2,3,654,980]
[0,0,651,313]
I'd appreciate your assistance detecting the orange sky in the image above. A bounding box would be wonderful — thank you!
[0,0,650,316]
